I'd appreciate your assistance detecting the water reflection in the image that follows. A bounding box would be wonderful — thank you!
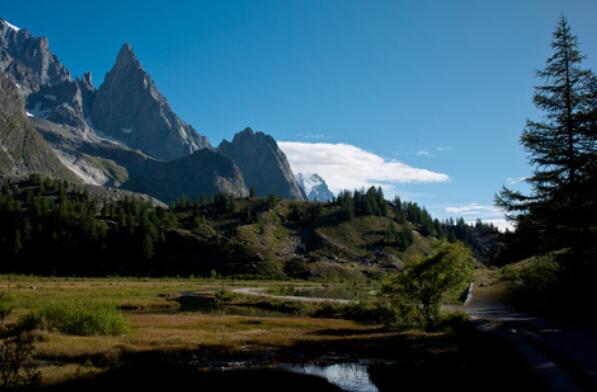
[283,363,379,392]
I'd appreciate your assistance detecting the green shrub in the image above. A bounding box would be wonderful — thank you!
[22,301,129,336]
[500,256,561,308]
[382,241,475,329]
[215,288,235,302]
[341,301,398,324]
[1,294,40,389]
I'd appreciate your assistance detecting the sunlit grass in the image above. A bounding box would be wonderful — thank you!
[1,275,384,384]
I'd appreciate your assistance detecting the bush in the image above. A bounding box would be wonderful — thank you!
[22,301,129,336]
[215,288,235,303]
[341,301,398,325]
[1,293,40,389]
[500,255,561,309]
[382,241,475,329]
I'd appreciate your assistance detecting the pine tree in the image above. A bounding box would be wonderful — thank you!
[12,229,22,255]
[385,222,400,245]
[312,203,323,222]
[141,232,154,260]
[496,16,597,250]
[243,206,253,224]
[340,196,355,221]
[398,226,414,251]
[1,182,9,197]
[266,194,277,209]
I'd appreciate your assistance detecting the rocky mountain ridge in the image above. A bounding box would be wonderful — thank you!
[0,18,70,94]
[0,17,303,203]
[91,44,210,161]
[218,128,305,200]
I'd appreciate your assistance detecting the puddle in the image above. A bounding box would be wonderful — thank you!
[282,363,379,392]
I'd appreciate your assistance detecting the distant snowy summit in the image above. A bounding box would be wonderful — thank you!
[0,18,20,32]
[296,173,334,202]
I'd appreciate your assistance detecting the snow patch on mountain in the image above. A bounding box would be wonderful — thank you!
[296,173,334,202]
[0,19,20,32]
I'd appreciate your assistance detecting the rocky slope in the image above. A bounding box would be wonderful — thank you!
[0,71,78,180]
[112,148,248,203]
[0,18,303,203]
[0,18,70,95]
[26,73,94,129]
[218,128,305,200]
[91,44,210,160]
[32,116,248,202]
[297,173,334,202]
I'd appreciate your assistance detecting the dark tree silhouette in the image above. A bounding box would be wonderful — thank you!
[496,16,597,253]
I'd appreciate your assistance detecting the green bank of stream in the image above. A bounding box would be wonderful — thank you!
[167,286,550,392]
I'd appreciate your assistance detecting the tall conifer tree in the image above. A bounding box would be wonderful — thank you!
[497,16,597,250]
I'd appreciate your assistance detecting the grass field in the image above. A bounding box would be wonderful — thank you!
[0,274,545,390]
[0,276,389,386]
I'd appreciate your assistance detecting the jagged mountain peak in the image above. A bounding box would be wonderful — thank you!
[218,128,305,200]
[297,173,334,202]
[90,43,211,160]
[233,127,274,143]
[0,18,71,94]
[77,72,94,92]
[115,43,141,71]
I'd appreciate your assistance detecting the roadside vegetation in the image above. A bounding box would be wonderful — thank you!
[382,242,474,328]
[495,17,597,319]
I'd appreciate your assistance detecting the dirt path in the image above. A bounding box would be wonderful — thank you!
[230,287,351,304]
[466,270,597,391]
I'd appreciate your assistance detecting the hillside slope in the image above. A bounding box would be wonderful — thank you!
[0,178,502,280]
[0,72,77,180]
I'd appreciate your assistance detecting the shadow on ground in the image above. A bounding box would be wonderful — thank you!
[39,323,545,392]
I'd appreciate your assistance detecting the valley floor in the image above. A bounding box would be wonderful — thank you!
[0,275,558,391]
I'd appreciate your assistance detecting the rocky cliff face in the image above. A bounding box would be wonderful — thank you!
[218,128,305,200]
[119,149,248,203]
[91,44,210,160]
[0,18,295,203]
[0,71,77,180]
[296,173,334,202]
[0,18,70,95]
[26,75,94,130]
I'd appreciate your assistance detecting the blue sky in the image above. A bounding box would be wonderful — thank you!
[3,0,596,229]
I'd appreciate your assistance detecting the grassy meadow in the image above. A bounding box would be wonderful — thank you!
[0,276,384,386]
[0,273,543,391]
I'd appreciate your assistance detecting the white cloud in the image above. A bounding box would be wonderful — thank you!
[445,203,514,232]
[436,146,453,152]
[466,219,515,232]
[445,203,500,216]
[416,150,433,157]
[279,141,449,195]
